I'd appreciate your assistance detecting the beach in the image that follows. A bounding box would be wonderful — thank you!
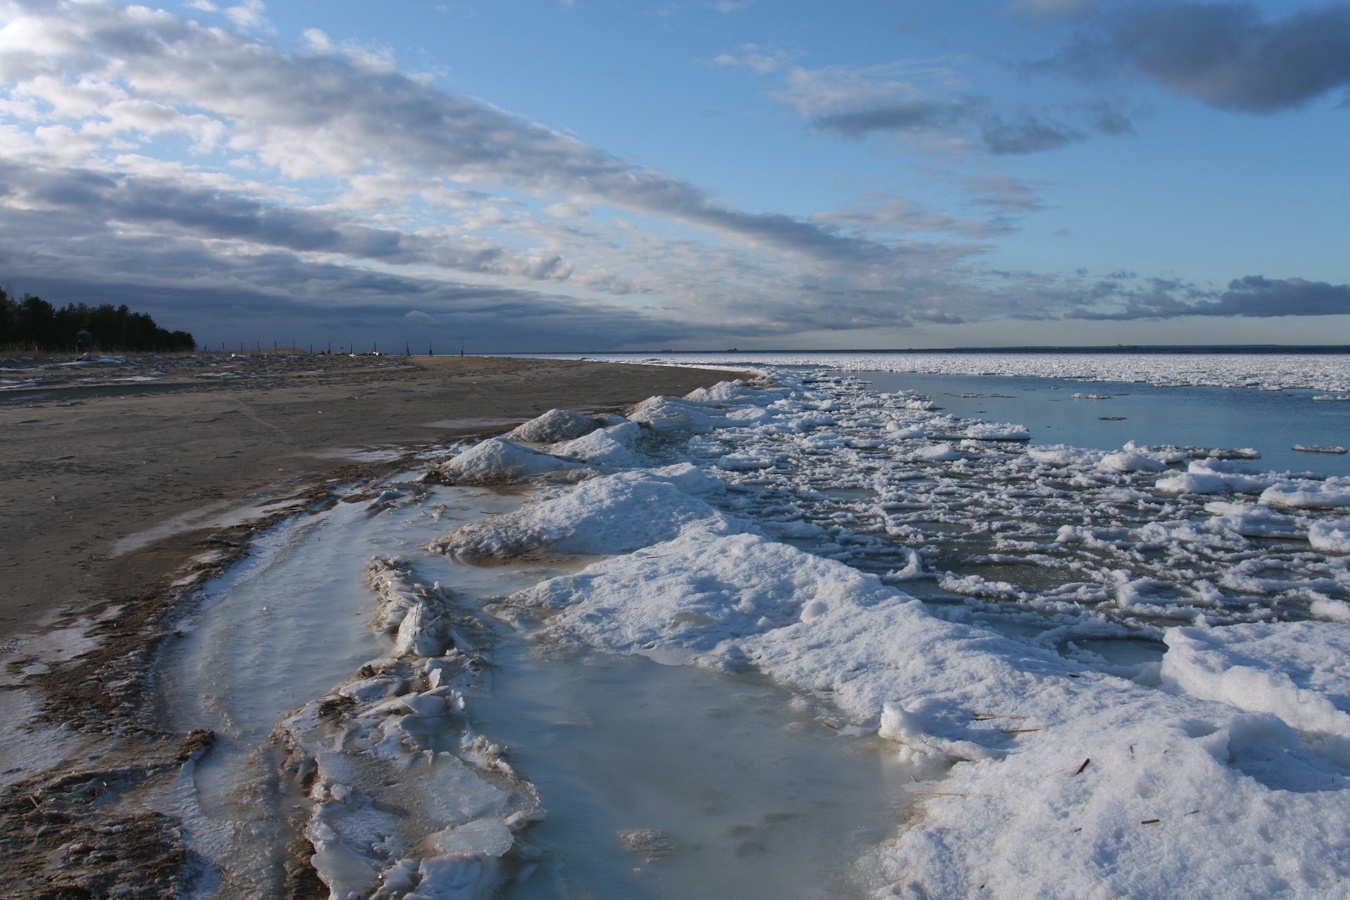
[3,350,1347,898]
[0,352,736,897]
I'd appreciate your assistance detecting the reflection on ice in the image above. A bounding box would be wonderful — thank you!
[468,640,910,899]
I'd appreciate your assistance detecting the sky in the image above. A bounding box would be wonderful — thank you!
[0,0,1348,352]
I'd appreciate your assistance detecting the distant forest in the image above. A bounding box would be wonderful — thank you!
[0,287,195,353]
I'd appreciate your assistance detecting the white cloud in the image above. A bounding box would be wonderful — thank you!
[301,27,332,53]
[223,0,270,31]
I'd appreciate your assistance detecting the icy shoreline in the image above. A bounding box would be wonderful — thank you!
[169,359,1348,897]
[414,366,1347,897]
[566,351,1350,393]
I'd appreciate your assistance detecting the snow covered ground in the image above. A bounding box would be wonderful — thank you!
[413,359,1348,898]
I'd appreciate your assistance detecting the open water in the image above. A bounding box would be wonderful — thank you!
[862,371,1349,477]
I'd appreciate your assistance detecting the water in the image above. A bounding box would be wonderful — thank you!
[859,372,1350,476]
[165,481,911,897]
[466,640,909,899]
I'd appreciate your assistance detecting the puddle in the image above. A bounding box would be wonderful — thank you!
[163,480,912,897]
[466,638,910,899]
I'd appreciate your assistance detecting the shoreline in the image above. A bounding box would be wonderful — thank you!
[0,352,740,898]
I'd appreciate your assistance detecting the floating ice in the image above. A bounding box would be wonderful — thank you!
[1309,521,1350,553]
[912,442,961,462]
[1100,450,1169,473]
[1156,459,1273,495]
[1260,477,1350,509]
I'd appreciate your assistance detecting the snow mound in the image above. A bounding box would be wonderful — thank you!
[1163,623,1350,758]
[628,394,730,432]
[429,438,585,485]
[684,379,755,403]
[509,528,893,666]
[428,464,740,562]
[550,420,646,468]
[503,408,602,443]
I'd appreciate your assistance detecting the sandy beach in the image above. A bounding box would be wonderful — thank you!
[0,352,736,897]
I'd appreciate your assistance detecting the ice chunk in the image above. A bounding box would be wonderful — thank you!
[913,442,961,462]
[1025,444,1102,466]
[272,558,541,900]
[1309,521,1350,552]
[1156,459,1272,495]
[1099,450,1168,473]
[885,422,927,439]
[1260,476,1350,509]
[962,422,1029,441]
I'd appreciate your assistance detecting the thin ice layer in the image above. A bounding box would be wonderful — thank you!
[271,558,543,898]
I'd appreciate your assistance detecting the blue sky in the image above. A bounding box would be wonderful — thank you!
[0,0,1347,351]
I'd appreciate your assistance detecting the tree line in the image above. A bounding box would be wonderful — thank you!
[0,287,195,353]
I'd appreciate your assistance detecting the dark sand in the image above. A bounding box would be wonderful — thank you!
[0,352,739,897]
[0,353,734,636]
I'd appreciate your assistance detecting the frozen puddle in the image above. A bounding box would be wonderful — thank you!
[469,641,909,899]
[165,481,911,896]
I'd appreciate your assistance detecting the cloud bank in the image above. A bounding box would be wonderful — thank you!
[0,0,1344,349]
[1045,2,1350,112]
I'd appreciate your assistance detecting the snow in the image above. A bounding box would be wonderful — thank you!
[411,359,1350,897]
[502,408,602,443]
[1260,477,1350,509]
[426,436,585,485]
[160,353,1350,898]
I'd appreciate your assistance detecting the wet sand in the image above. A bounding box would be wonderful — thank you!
[0,351,739,898]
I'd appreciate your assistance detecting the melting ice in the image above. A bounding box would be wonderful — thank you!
[169,357,1350,898]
